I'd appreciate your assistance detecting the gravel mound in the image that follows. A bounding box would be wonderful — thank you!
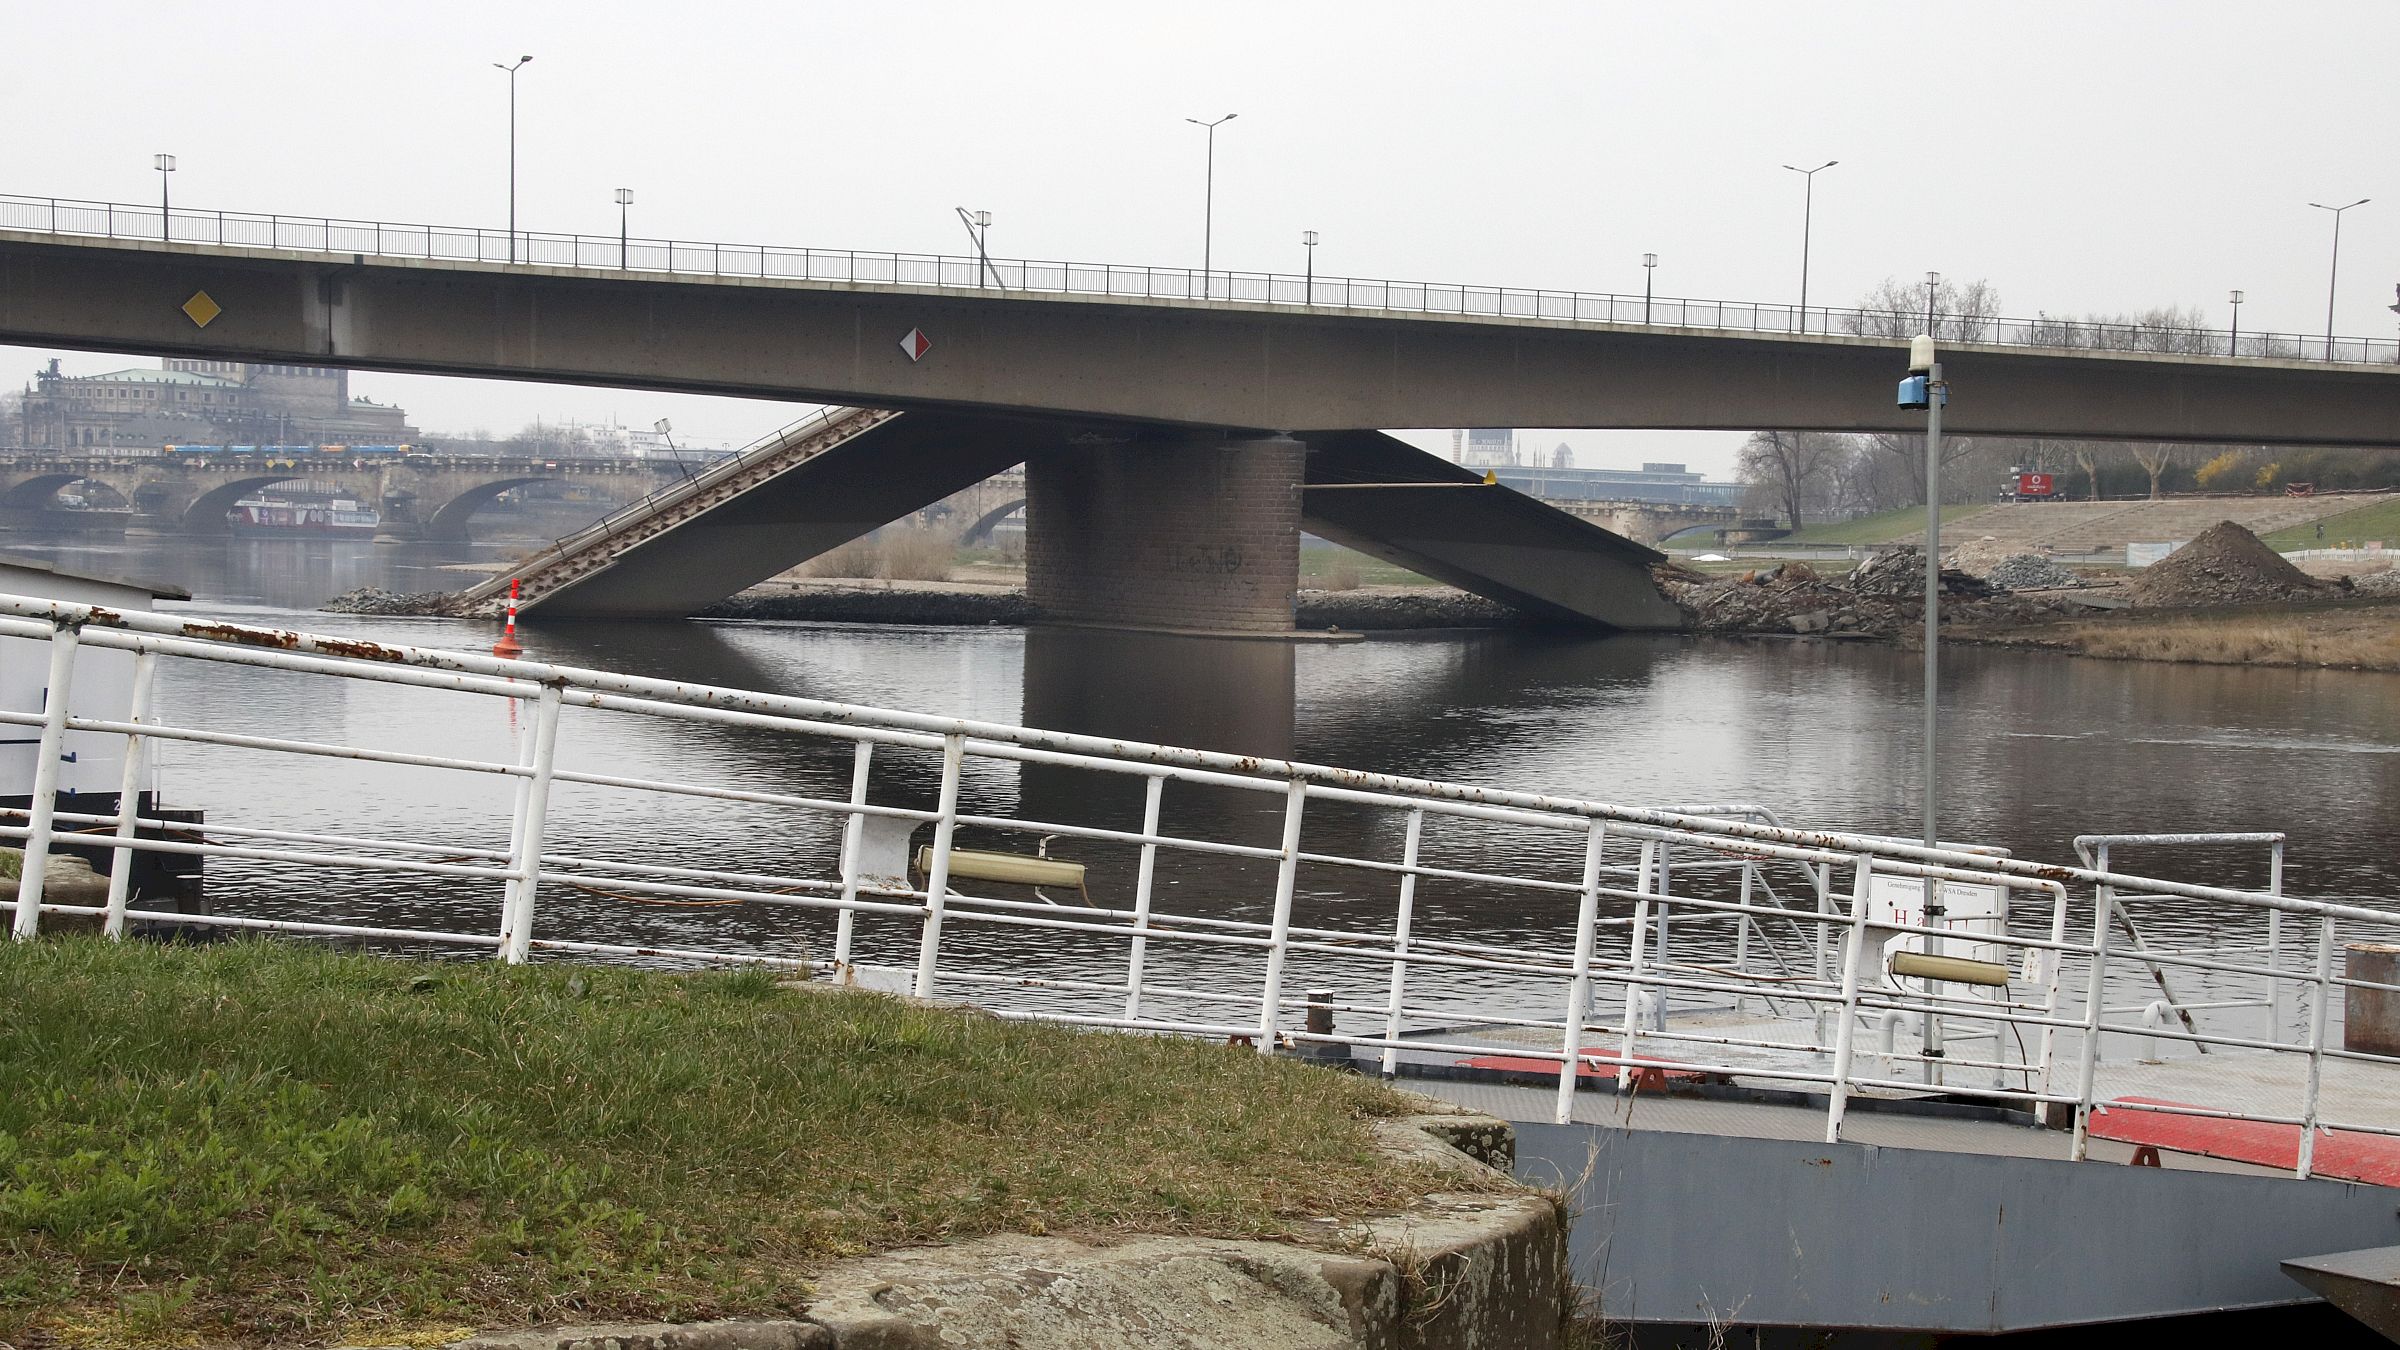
[1982,554,2084,591]
[2351,568,2400,597]
[2127,522,2326,607]
[1947,536,2017,576]
[321,586,478,617]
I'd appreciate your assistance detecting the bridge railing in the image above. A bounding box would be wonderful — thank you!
[6,193,2395,367]
[6,594,2398,1176]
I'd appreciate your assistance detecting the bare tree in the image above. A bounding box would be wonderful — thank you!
[1736,430,1844,530]
[1843,276,2005,342]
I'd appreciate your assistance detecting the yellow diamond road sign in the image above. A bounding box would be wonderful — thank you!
[181,291,222,328]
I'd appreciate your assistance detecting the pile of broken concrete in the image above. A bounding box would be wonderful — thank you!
[1657,547,2098,637]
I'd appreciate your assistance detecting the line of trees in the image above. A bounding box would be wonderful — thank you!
[1735,279,2400,527]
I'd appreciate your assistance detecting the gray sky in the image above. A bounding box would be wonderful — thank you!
[6,0,2395,473]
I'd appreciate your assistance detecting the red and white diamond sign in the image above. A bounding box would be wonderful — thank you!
[898,328,932,362]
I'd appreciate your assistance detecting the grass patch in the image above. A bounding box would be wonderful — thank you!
[2259,498,2400,552]
[0,940,1450,1346]
[1298,546,1437,588]
[1963,602,2400,671]
[1775,505,1985,547]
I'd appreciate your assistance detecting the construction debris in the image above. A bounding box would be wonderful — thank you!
[1981,554,2086,592]
[2127,522,2327,608]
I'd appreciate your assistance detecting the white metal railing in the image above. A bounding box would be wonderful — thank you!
[6,193,2398,366]
[5,593,2398,1179]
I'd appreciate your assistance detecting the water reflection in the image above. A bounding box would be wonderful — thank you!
[0,536,2393,1001]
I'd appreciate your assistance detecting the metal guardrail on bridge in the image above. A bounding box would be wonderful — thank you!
[6,193,2397,366]
[7,595,2400,1179]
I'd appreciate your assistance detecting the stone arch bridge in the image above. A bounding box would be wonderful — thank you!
[0,452,676,538]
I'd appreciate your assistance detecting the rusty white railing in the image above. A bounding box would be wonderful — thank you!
[5,193,2397,365]
[4,593,2398,1178]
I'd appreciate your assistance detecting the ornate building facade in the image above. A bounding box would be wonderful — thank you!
[15,358,417,450]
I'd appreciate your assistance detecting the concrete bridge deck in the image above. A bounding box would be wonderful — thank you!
[3,215,2399,445]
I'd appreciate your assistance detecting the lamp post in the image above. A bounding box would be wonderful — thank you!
[954,207,997,287]
[2228,289,2245,357]
[1781,159,1836,332]
[1642,252,1657,323]
[2309,198,2369,360]
[494,55,533,263]
[1923,270,1941,336]
[153,154,176,241]
[1302,229,1318,304]
[614,188,633,269]
[1185,113,1237,299]
[1897,332,1951,1083]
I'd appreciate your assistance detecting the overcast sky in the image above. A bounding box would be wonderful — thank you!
[5,0,2395,473]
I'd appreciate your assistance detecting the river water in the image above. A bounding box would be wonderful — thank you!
[5,535,2397,1023]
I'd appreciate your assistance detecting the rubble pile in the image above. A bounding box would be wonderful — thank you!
[2127,522,2327,608]
[1981,554,2085,591]
[321,587,482,617]
[1655,548,2051,636]
[2349,568,2400,598]
[1946,536,2019,576]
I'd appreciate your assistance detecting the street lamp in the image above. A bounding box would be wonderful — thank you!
[1642,253,1657,323]
[1781,159,1837,332]
[954,207,998,288]
[1185,113,1237,299]
[1302,229,1318,304]
[494,55,534,263]
[614,188,633,269]
[2228,289,2245,357]
[153,154,176,241]
[2309,198,2369,360]
[1923,270,1942,335]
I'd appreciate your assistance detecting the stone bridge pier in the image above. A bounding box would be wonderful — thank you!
[1026,432,1305,635]
[0,456,664,539]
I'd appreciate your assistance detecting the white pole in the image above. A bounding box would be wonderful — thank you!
[101,650,159,939]
[13,626,80,940]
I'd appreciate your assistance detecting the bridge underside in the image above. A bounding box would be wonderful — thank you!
[517,410,1680,632]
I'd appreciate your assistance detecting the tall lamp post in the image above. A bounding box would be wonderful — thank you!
[1185,113,1237,299]
[1923,270,1941,335]
[1301,229,1318,304]
[494,55,534,263]
[954,207,998,288]
[1897,334,1950,1080]
[153,154,176,242]
[1781,159,1836,332]
[2228,289,2245,357]
[1642,252,1657,323]
[2309,198,2369,360]
[614,188,633,269]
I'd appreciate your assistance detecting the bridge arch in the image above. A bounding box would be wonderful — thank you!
[181,476,312,535]
[960,496,1026,545]
[1,473,89,510]
[424,477,548,542]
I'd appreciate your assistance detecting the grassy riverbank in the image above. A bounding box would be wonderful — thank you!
[1956,600,2400,671]
[0,940,1447,1348]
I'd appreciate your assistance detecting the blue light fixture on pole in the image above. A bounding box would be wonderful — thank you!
[494,55,534,263]
[2309,197,2368,360]
[1185,113,1237,299]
